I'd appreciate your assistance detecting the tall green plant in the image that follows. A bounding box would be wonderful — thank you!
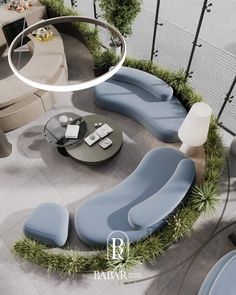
[99,0,142,37]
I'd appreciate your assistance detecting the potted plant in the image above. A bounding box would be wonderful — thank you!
[99,0,142,52]
[93,49,119,77]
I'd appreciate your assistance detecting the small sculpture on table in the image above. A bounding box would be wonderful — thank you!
[33,27,54,42]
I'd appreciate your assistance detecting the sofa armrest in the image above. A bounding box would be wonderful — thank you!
[128,159,195,229]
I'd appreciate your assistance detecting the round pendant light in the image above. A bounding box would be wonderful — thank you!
[8,16,127,92]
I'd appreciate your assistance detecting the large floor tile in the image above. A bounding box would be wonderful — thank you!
[0,170,67,235]
[0,150,41,198]
[157,247,221,295]
[0,238,23,277]
[145,235,202,295]
[0,237,39,295]
[39,274,113,295]
[60,166,126,204]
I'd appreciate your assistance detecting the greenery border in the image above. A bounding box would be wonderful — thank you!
[13,1,224,275]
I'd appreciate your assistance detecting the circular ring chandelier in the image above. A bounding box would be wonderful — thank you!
[8,16,127,92]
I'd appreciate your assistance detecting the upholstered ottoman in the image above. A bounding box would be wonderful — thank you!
[23,203,69,247]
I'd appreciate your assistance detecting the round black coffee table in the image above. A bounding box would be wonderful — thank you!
[65,114,123,165]
[44,112,87,155]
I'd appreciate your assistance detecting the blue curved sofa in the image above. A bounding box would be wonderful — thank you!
[94,67,187,143]
[198,250,236,295]
[75,147,195,247]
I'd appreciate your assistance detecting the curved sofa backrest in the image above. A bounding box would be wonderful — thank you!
[110,66,173,101]
[130,147,187,190]
[128,158,196,229]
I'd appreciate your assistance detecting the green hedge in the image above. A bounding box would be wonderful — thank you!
[13,1,224,275]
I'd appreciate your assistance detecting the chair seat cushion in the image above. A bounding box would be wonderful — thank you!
[23,203,69,247]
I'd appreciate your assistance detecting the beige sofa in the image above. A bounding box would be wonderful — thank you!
[0,1,68,132]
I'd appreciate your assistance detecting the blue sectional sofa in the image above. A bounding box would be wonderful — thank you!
[95,67,187,143]
[75,147,196,247]
[198,250,236,295]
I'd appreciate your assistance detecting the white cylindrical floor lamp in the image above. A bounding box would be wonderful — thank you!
[178,102,212,155]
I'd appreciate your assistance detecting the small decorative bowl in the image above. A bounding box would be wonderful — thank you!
[35,27,53,42]
[59,115,69,126]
